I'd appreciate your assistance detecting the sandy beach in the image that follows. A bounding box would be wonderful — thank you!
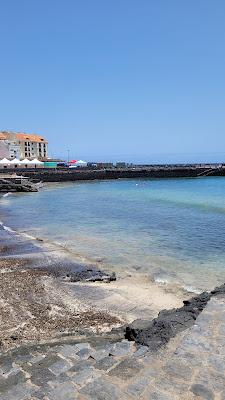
[0,219,184,351]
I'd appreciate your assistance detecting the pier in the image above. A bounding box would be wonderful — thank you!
[1,164,224,182]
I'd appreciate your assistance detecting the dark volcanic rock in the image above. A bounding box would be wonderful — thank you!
[69,269,116,283]
[36,259,116,284]
[125,292,211,350]
[125,320,174,351]
[0,178,37,192]
[210,283,225,296]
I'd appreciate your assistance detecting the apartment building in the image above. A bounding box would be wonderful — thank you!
[0,131,48,160]
[0,132,21,159]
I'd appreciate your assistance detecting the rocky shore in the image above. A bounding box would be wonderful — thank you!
[125,289,221,351]
[0,221,183,350]
[0,225,123,351]
[1,223,225,399]
[0,178,38,192]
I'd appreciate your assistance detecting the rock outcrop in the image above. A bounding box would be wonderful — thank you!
[0,178,38,192]
[125,285,225,350]
[68,268,116,283]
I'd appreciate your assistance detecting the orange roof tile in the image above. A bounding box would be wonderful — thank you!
[16,133,48,143]
[0,133,7,140]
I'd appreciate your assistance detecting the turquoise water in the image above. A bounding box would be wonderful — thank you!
[1,177,225,292]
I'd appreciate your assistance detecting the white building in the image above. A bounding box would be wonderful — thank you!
[0,132,21,159]
[0,131,48,160]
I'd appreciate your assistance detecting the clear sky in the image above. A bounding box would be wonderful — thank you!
[0,1,225,163]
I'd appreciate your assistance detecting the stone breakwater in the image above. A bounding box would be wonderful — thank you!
[9,165,225,182]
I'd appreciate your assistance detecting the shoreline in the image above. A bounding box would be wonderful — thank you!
[0,212,184,352]
[1,200,225,399]
[0,204,203,297]
[2,175,225,297]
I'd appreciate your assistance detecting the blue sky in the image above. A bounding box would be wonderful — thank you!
[0,1,225,163]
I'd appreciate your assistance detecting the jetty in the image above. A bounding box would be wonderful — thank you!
[3,163,225,182]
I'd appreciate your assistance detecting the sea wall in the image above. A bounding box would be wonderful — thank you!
[8,166,225,182]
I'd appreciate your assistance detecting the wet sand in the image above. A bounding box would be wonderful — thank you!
[69,273,185,324]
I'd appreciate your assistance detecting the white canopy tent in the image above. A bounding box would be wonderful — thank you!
[29,158,43,165]
[0,158,10,164]
[9,158,22,164]
[20,158,32,164]
[76,160,87,166]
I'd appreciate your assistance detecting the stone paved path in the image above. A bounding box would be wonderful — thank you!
[0,295,225,400]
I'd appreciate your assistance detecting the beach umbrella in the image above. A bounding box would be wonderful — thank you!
[0,158,10,164]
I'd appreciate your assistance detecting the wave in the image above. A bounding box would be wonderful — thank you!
[2,192,11,198]
[153,274,200,295]
[154,276,170,284]
[182,285,201,294]
[0,221,16,233]
[2,225,15,233]
[0,219,41,240]
[0,216,206,298]
[0,219,98,266]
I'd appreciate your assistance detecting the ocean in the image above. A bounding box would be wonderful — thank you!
[1,176,225,293]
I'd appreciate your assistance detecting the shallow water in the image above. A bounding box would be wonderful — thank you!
[1,177,225,292]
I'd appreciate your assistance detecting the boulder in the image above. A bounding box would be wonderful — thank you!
[69,269,116,283]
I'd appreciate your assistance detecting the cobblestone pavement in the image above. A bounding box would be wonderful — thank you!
[0,295,225,400]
